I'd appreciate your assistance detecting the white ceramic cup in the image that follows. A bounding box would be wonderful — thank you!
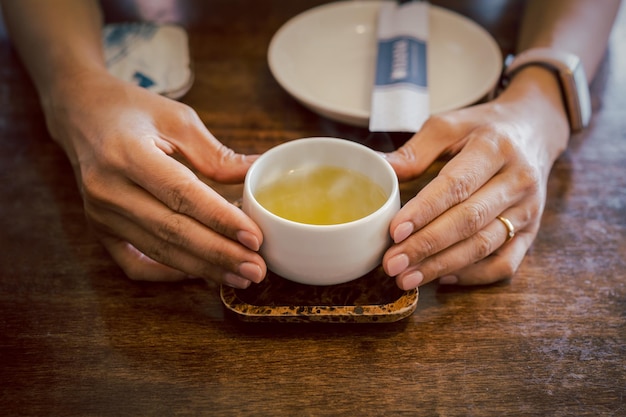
[242,137,400,285]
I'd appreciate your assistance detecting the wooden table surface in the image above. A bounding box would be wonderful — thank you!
[1,1,625,416]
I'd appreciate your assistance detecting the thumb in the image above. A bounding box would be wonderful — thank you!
[193,142,258,184]
[172,120,258,184]
[384,110,475,181]
[383,132,438,181]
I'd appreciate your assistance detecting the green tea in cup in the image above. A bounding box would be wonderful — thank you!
[254,165,388,225]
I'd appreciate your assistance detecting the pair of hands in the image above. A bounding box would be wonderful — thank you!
[44,67,568,290]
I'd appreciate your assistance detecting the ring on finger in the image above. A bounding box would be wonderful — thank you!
[496,215,515,243]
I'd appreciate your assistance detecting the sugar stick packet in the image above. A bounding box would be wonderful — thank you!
[369,1,429,132]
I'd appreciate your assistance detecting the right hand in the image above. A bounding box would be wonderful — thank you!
[42,69,266,289]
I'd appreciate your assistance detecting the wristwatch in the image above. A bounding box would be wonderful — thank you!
[490,47,591,132]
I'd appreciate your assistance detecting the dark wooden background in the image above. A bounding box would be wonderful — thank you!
[1,1,624,416]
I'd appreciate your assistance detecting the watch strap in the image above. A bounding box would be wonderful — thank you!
[490,47,591,132]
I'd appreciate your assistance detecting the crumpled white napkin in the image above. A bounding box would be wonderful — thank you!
[103,22,194,99]
[369,1,429,132]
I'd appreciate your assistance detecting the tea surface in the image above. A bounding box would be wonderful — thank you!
[254,165,387,225]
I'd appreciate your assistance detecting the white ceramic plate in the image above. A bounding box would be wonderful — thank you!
[268,1,503,127]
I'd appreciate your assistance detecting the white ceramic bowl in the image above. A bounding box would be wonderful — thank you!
[243,138,400,285]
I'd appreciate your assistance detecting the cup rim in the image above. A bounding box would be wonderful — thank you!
[244,137,399,229]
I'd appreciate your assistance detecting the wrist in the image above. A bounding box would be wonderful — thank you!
[492,48,591,133]
[39,61,109,103]
[39,65,112,159]
[496,66,571,163]
[499,65,568,122]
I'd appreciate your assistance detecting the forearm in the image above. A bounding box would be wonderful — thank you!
[519,0,622,82]
[0,0,107,96]
[495,0,622,157]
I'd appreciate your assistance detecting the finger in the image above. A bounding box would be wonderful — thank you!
[384,169,529,277]
[438,229,535,286]
[388,128,510,245]
[101,234,256,289]
[99,235,190,282]
[393,215,516,290]
[87,186,266,284]
[95,209,266,288]
[384,111,477,181]
[383,137,437,182]
[120,144,263,252]
[152,103,257,183]
[392,204,540,290]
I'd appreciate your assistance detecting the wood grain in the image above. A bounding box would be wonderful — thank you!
[1,1,624,416]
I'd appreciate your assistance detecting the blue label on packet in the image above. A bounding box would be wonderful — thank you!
[374,36,427,87]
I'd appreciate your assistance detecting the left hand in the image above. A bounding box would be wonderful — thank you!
[382,67,570,290]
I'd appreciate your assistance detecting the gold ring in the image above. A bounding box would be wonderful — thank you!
[496,215,515,242]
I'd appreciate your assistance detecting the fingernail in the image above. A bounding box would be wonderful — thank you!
[223,272,251,289]
[238,262,264,283]
[393,221,414,243]
[244,154,260,164]
[439,275,459,285]
[386,253,409,276]
[237,230,260,251]
[400,270,424,290]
